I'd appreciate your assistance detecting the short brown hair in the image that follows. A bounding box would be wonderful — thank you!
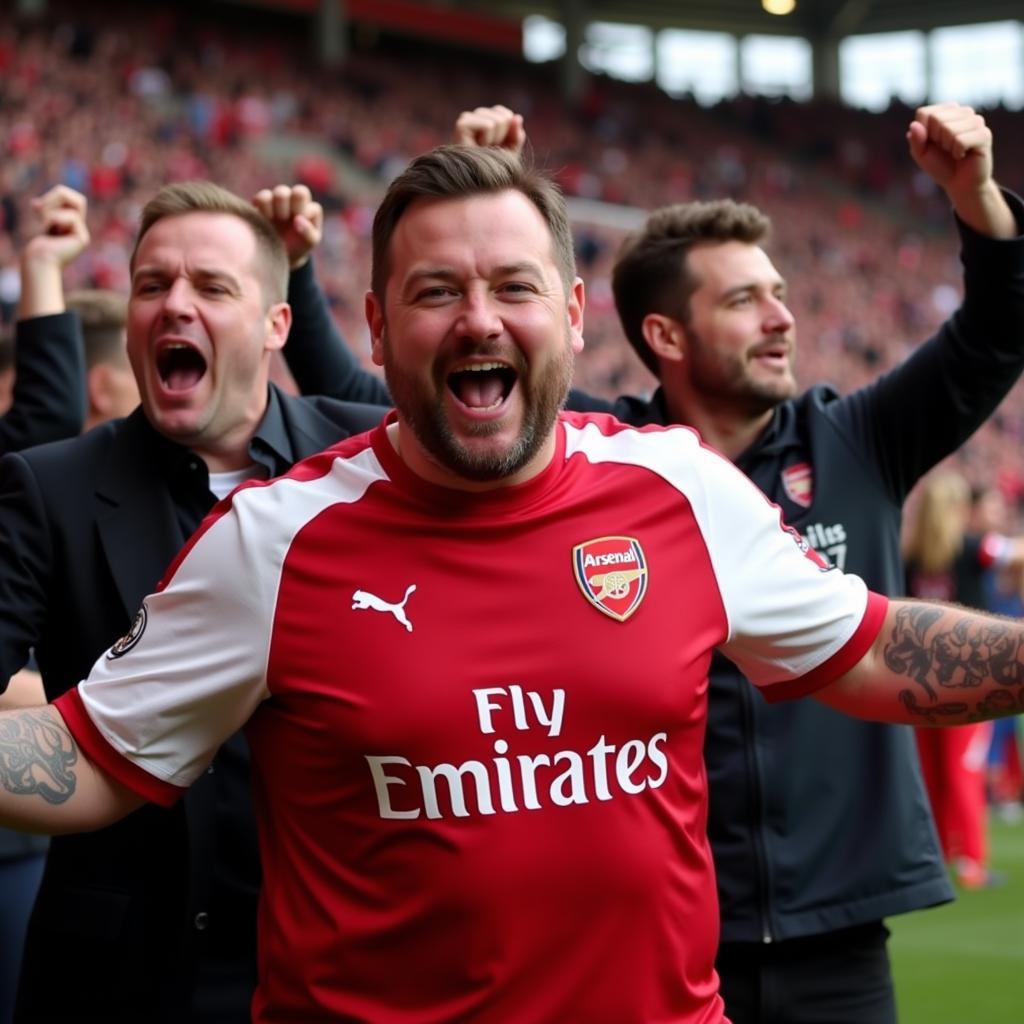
[371,145,575,299]
[131,181,289,303]
[612,200,771,375]
[67,289,128,369]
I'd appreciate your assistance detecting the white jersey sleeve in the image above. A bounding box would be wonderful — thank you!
[56,444,388,802]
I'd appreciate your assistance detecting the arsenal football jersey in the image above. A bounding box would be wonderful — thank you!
[58,411,886,1023]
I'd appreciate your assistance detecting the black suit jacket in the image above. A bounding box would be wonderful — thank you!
[0,386,384,1023]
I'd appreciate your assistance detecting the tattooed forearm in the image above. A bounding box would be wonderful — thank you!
[0,708,78,804]
[882,603,1024,723]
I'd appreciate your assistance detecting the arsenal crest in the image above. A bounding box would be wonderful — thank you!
[781,462,813,509]
[573,536,648,622]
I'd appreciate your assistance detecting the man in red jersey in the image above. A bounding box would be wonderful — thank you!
[1,145,1023,1024]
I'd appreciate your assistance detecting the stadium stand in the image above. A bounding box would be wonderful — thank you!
[2,0,1022,499]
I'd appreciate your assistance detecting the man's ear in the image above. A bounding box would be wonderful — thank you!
[567,277,585,354]
[366,291,386,367]
[265,302,291,353]
[641,313,686,364]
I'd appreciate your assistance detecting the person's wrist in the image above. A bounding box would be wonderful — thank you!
[20,247,67,274]
[17,253,66,319]
[951,179,1015,239]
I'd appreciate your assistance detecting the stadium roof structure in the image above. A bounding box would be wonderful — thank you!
[456,0,1023,38]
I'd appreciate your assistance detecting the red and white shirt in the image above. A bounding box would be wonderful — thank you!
[57,411,886,1024]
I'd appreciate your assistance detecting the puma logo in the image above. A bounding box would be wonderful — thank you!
[352,584,417,632]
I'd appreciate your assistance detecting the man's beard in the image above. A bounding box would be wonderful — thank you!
[383,333,574,483]
[687,326,797,417]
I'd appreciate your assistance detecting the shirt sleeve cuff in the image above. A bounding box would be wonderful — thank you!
[54,688,185,808]
[760,591,890,704]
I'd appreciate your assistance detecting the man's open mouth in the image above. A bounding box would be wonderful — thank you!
[447,361,517,411]
[156,343,208,392]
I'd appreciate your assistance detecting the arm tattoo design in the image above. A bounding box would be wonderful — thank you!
[883,604,1024,723]
[0,709,78,804]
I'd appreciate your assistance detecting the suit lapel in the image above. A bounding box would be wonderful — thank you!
[95,412,186,619]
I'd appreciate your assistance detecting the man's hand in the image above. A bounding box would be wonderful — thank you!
[907,102,1016,239]
[252,184,324,270]
[453,105,526,156]
[18,186,90,320]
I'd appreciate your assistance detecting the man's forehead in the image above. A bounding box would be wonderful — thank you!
[689,240,781,287]
[134,211,257,265]
[389,191,556,278]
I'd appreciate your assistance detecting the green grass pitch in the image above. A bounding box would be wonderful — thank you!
[889,815,1024,1022]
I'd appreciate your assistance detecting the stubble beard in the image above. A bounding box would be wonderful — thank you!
[688,328,797,417]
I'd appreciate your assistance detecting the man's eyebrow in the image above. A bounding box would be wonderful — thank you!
[131,264,166,280]
[131,265,240,287]
[720,278,787,301]
[493,261,545,279]
[719,282,756,301]
[403,266,460,289]
[192,266,241,285]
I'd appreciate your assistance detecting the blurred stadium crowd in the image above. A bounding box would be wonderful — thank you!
[2,0,1023,503]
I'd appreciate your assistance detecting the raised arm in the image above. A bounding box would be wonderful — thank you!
[253,183,390,405]
[831,104,1024,500]
[0,186,90,452]
[908,102,1015,239]
[817,598,1024,725]
[0,704,143,834]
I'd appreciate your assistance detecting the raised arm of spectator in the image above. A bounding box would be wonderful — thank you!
[253,183,390,406]
[908,102,1016,239]
[0,186,89,453]
[833,103,1024,502]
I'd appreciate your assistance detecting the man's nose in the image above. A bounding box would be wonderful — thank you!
[160,278,196,320]
[763,295,795,333]
[455,292,503,340]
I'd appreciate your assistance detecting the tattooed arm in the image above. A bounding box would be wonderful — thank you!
[817,599,1024,725]
[0,705,143,833]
